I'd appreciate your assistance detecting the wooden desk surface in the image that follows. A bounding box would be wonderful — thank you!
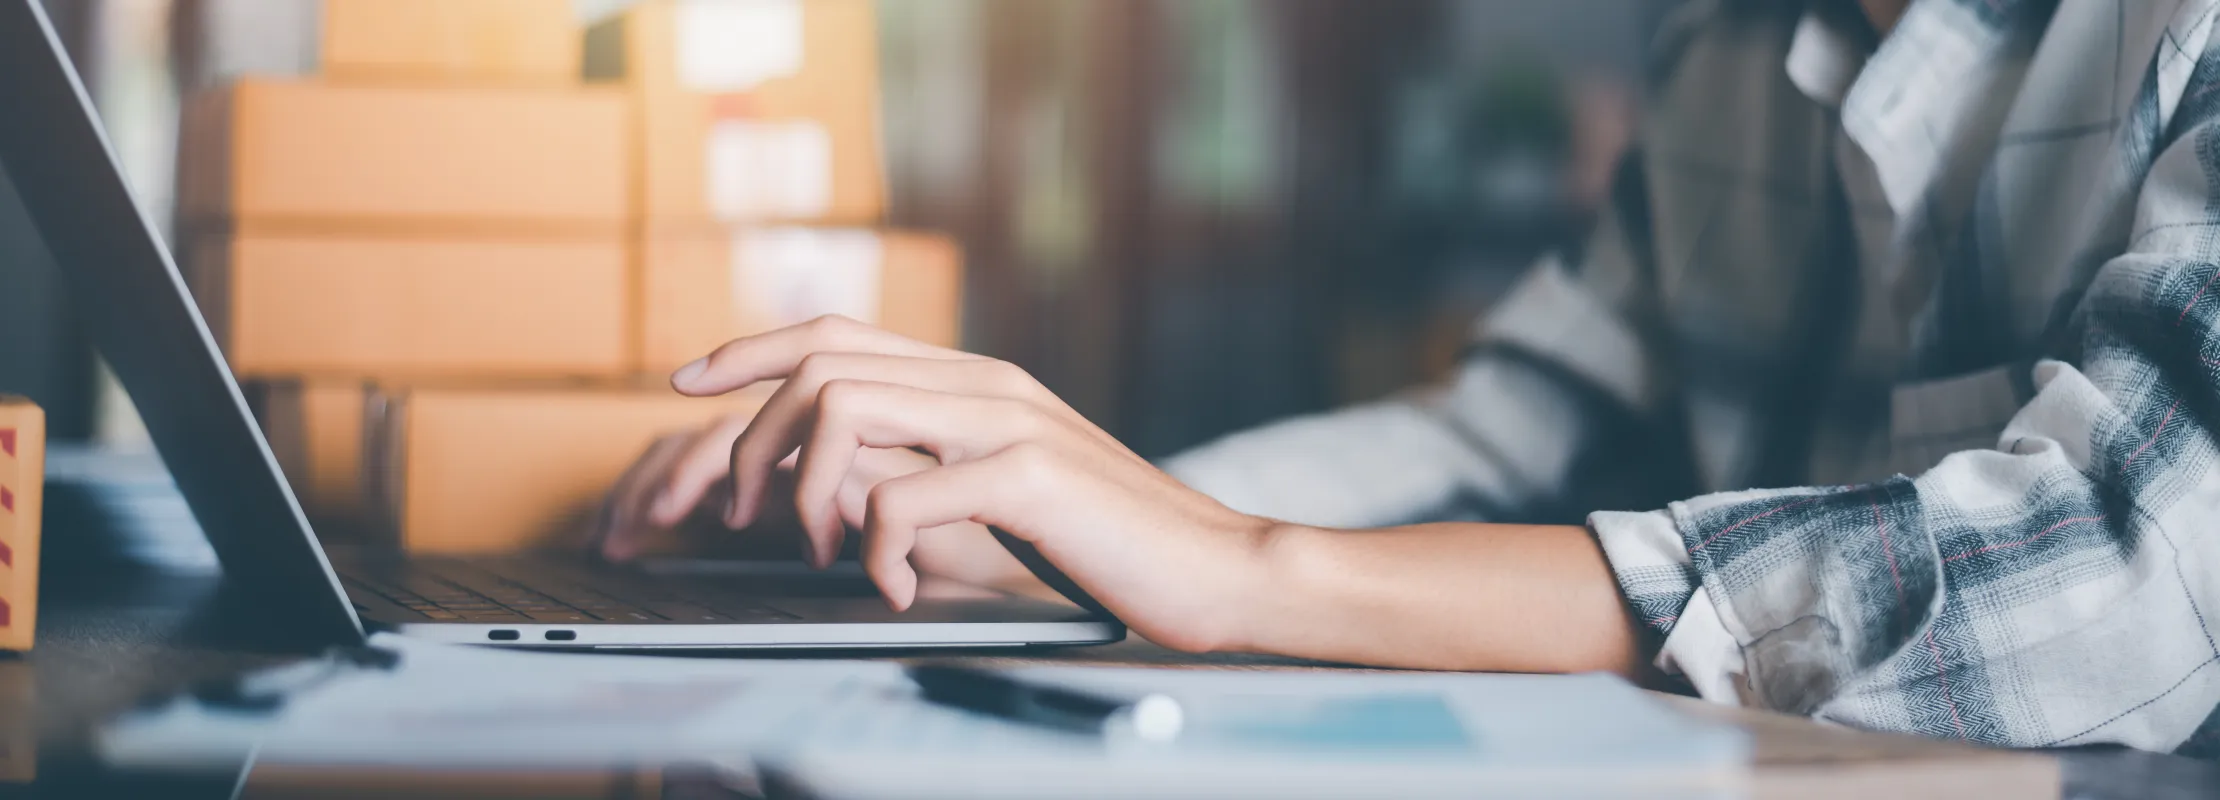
[10,565,2211,799]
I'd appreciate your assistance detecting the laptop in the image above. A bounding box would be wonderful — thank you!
[0,0,1122,650]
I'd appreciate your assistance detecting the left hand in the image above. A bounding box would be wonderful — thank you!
[672,315,1276,653]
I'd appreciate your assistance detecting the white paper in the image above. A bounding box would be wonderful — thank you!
[674,0,805,92]
[704,119,834,220]
[98,639,1750,800]
[758,669,1751,800]
[97,633,907,771]
[733,228,884,326]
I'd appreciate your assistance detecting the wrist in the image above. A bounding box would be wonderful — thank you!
[1150,510,1285,655]
[1219,519,1332,655]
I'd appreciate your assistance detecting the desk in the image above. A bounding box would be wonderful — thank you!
[10,562,2216,799]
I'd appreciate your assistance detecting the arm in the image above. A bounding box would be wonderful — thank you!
[1579,94,2220,752]
[1242,522,1646,676]
[670,316,1647,669]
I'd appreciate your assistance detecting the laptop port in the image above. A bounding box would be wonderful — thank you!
[544,630,577,642]
[487,630,520,641]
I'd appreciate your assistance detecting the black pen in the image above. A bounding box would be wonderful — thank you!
[906,664,1184,742]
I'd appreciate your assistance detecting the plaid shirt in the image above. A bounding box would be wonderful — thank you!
[1164,0,2220,754]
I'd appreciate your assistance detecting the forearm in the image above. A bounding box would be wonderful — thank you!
[1231,522,1647,677]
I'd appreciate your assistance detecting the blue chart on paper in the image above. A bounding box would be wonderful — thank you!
[1204,693,1473,752]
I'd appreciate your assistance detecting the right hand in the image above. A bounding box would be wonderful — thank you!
[593,415,1038,593]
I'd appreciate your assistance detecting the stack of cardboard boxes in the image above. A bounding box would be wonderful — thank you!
[586,0,962,371]
[179,0,962,555]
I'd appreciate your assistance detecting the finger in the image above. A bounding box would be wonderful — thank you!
[860,448,1042,611]
[598,431,697,562]
[671,314,976,397]
[646,413,755,527]
[790,381,1055,568]
[723,353,1078,527]
[832,447,938,530]
[829,447,894,531]
[725,378,821,531]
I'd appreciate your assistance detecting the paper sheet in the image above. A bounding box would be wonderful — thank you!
[759,668,1752,800]
[100,637,1749,799]
[99,633,906,771]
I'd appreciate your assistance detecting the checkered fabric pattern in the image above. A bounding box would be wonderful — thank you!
[1165,0,2220,754]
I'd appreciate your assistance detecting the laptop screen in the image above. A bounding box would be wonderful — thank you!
[0,0,361,645]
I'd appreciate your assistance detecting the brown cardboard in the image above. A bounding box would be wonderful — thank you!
[584,0,884,225]
[370,385,769,554]
[250,379,371,522]
[639,227,962,372]
[321,0,583,86]
[0,397,42,652]
[178,79,629,232]
[192,233,631,379]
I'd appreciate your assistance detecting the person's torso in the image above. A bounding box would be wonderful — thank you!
[1638,0,2219,491]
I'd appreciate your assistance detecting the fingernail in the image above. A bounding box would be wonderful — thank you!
[671,358,709,390]
[722,495,741,528]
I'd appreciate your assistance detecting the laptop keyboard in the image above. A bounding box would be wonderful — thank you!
[342,561,798,625]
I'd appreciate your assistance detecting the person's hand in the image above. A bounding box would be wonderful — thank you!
[672,315,1277,652]
[594,415,1040,593]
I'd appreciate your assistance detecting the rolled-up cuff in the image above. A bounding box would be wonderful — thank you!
[1589,509,1748,704]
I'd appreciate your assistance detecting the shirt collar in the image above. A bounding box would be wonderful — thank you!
[1785,1,1879,108]
[1797,0,2023,215]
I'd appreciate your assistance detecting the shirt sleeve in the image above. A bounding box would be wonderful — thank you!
[1165,162,1671,528]
[1590,113,2220,753]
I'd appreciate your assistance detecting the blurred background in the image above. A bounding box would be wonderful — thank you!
[0,0,1667,555]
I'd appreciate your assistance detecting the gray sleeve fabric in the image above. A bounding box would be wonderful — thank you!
[1166,183,1670,526]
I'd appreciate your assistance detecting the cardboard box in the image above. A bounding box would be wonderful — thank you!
[178,79,629,231]
[0,398,42,652]
[249,380,371,522]
[369,385,769,554]
[322,0,583,85]
[190,232,631,379]
[639,227,962,372]
[585,0,885,225]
